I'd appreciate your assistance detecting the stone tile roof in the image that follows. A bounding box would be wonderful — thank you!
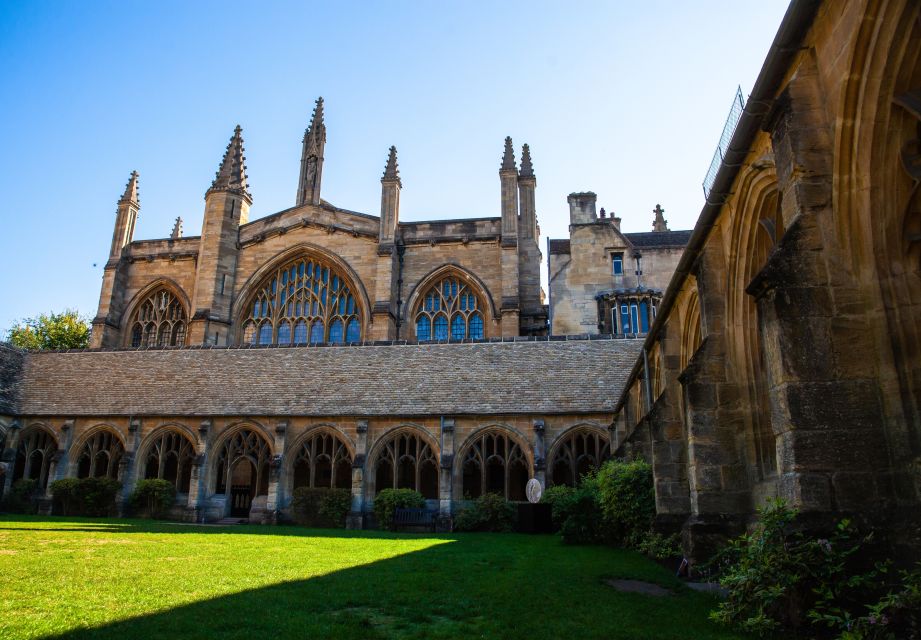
[16,340,643,418]
[624,230,692,248]
[548,239,571,255]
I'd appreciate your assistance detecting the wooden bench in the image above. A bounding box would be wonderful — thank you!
[393,507,438,532]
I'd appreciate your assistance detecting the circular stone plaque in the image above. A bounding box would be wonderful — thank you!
[526,478,542,504]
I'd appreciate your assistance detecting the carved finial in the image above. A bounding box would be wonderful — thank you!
[652,203,669,232]
[519,143,534,178]
[304,97,326,155]
[209,125,251,200]
[501,136,516,171]
[119,170,139,205]
[599,207,606,219]
[170,216,183,239]
[382,145,400,182]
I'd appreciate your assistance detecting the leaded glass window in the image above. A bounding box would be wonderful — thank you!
[241,256,361,345]
[415,276,484,341]
[128,289,187,347]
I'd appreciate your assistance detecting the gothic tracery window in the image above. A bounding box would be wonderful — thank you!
[242,256,361,345]
[12,427,58,490]
[291,430,353,490]
[129,288,187,347]
[414,276,485,341]
[372,431,438,499]
[548,428,611,487]
[76,430,125,479]
[213,428,271,496]
[460,430,529,501]
[143,430,196,493]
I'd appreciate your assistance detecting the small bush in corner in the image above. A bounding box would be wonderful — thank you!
[50,477,121,517]
[1,479,40,514]
[290,487,351,528]
[540,484,576,530]
[558,476,605,545]
[454,493,516,532]
[130,479,176,518]
[373,488,425,531]
[596,458,655,547]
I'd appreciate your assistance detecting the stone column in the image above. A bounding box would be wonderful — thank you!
[117,418,141,515]
[1,420,21,498]
[532,419,546,489]
[187,419,211,522]
[55,420,75,481]
[439,418,456,517]
[347,420,369,529]
[265,421,288,523]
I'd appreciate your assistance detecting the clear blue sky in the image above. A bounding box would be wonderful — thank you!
[0,0,789,333]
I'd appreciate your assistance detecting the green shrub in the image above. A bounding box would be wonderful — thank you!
[637,531,682,561]
[540,484,576,529]
[49,478,81,515]
[596,458,655,547]
[454,493,516,532]
[49,477,121,516]
[373,488,425,531]
[557,477,605,545]
[709,498,895,638]
[130,479,176,518]
[2,478,40,514]
[289,487,351,528]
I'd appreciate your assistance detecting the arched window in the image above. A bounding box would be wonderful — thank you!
[76,430,124,479]
[213,428,271,518]
[460,429,529,501]
[143,430,196,493]
[291,430,353,490]
[414,275,485,341]
[12,427,57,491]
[548,428,611,487]
[372,431,438,499]
[128,288,187,347]
[240,256,362,345]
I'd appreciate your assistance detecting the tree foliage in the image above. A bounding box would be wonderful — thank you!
[7,310,90,350]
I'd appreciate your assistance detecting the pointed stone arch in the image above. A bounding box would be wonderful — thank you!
[366,425,439,500]
[71,425,126,480]
[135,424,198,493]
[11,423,59,491]
[454,425,531,501]
[210,423,274,517]
[121,278,191,348]
[405,265,498,341]
[285,425,355,492]
[546,424,611,488]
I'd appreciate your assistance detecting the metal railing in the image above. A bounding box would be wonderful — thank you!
[702,86,745,199]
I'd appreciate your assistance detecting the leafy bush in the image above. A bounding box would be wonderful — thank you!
[540,484,576,529]
[130,479,176,518]
[290,487,351,528]
[637,531,682,561]
[708,498,913,638]
[596,458,655,547]
[1,479,40,514]
[558,477,605,545]
[373,488,425,531]
[454,493,516,532]
[49,478,81,515]
[50,477,121,517]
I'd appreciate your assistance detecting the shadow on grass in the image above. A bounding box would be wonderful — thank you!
[2,516,742,640]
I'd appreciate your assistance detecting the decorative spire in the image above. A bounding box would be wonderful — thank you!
[652,204,669,232]
[501,136,516,171]
[170,217,183,239]
[519,143,534,178]
[382,145,400,182]
[119,171,139,205]
[209,125,250,199]
[303,97,326,156]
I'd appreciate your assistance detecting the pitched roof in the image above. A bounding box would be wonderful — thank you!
[16,339,642,418]
[624,230,692,248]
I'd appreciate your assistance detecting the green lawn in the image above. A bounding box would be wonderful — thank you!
[0,515,744,640]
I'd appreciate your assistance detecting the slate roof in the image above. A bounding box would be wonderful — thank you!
[624,230,693,248]
[548,239,571,255]
[15,340,643,417]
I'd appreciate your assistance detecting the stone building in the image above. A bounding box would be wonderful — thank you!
[611,0,921,562]
[548,195,691,336]
[0,102,649,524]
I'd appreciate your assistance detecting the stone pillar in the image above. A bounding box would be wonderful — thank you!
[265,421,288,522]
[347,420,369,529]
[1,420,21,498]
[439,418,456,517]
[55,420,75,481]
[532,419,546,489]
[117,418,141,515]
[187,419,211,522]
